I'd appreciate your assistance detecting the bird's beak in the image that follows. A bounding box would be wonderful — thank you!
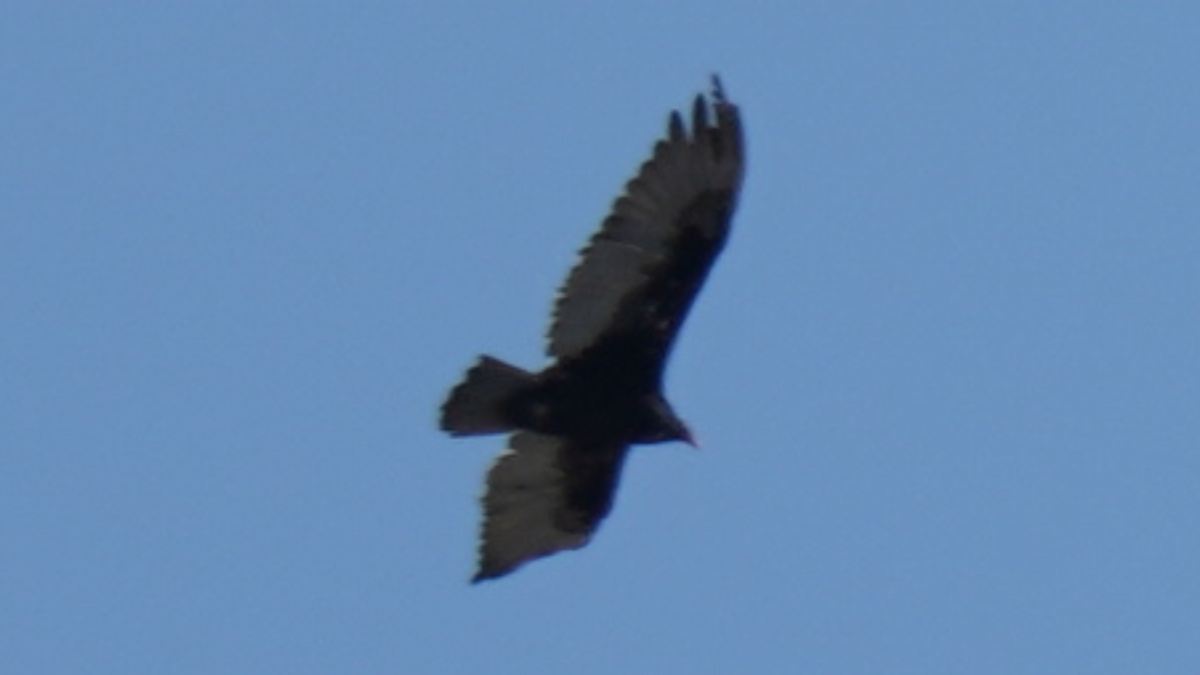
[682,429,700,450]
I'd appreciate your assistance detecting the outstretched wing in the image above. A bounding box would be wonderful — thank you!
[547,77,745,366]
[474,432,630,582]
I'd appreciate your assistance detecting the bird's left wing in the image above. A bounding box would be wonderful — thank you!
[473,432,629,582]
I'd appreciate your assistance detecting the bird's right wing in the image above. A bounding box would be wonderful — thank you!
[547,77,744,363]
[473,432,629,582]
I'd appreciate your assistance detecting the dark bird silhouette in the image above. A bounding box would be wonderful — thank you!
[440,77,745,582]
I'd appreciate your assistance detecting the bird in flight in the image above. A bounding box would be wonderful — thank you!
[440,77,745,582]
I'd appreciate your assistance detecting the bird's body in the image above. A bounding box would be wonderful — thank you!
[440,78,744,582]
[511,339,688,440]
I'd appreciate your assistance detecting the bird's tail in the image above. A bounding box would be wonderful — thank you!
[440,356,534,436]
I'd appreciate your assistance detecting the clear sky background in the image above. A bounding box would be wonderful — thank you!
[4,2,1199,673]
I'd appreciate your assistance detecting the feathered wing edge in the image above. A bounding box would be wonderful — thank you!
[473,432,629,582]
[546,76,745,359]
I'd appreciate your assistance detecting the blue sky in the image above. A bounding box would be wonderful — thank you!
[4,2,1199,672]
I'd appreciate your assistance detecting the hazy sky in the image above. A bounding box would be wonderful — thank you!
[5,2,1199,673]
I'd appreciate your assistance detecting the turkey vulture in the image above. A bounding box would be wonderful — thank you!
[440,77,744,582]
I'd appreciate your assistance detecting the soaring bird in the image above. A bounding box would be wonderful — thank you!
[440,77,745,582]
